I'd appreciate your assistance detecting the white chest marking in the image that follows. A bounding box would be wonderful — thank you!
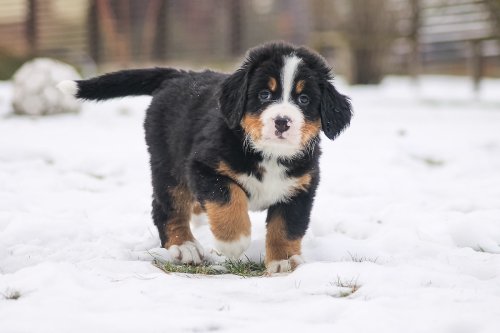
[236,159,299,211]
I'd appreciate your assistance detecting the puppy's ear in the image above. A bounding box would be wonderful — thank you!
[320,82,352,140]
[219,68,249,129]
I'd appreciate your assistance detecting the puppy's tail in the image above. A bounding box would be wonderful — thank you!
[57,68,181,101]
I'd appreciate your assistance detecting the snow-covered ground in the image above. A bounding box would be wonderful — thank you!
[1,75,499,332]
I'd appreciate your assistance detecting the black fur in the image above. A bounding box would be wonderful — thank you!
[219,67,248,129]
[76,68,181,100]
[319,83,352,140]
[72,42,352,251]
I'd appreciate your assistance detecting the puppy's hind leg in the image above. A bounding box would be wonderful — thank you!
[152,184,204,264]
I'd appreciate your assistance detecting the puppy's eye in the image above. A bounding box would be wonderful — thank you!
[298,94,310,105]
[258,90,272,101]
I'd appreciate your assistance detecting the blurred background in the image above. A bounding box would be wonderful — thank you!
[1,0,500,87]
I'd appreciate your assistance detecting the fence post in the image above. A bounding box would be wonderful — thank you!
[469,40,483,93]
[229,0,242,56]
[26,0,37,56]
[409,0,420,80]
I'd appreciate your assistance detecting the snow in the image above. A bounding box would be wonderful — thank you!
[11,58,81,116]
[1,75,500,332]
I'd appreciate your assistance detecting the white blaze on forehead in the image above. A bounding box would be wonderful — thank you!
[281,55,302,102]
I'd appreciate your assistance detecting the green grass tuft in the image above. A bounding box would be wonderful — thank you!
[347,252,378,263]
[422,157,445,167]
[154,257,266,277]
[222,258,266,277]
[332,276,361,297]
[412,155,445,167]
[2,289,21,300]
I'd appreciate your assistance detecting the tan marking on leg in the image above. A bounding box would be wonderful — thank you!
[300,118,321,146]
[205,183,251,242]
[217,161,240,181]
[165,185,195,248]
[268,77,277,92]
[241,114,263,141]
[295,80,305,94]
[294,173,312,193]
[265,213,301,267]
[165,219,195,247]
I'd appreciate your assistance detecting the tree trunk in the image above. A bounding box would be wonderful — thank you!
[346,0,396,84]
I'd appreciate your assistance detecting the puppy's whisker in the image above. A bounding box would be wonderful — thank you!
[307,138,315,156]
[302,136,318,157]
[243,134,253,153]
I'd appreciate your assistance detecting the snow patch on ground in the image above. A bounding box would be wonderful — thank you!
[1,75,500,332]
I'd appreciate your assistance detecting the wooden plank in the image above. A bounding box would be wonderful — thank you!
[423,11,490,25]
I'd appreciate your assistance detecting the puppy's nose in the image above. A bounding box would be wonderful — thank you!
[274,116,291,133]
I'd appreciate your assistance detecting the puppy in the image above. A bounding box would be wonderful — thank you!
[58,42,352,273]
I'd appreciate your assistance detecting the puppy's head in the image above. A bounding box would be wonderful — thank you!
[220,42,352,158]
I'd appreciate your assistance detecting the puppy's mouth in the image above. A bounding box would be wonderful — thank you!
[274,131,286,139]
[263,133,296,145]
[245,109,305,157]
[262,121,297,144]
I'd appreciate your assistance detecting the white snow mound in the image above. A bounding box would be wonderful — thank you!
[11,58,81,115]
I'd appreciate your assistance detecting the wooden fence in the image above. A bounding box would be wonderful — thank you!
[0,0,499,82]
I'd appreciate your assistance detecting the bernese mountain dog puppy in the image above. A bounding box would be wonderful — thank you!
[58,42,352,273]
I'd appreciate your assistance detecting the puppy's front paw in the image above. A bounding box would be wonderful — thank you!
[214,235,251,259]
[168,240,204,264]
[266,254,304,274]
